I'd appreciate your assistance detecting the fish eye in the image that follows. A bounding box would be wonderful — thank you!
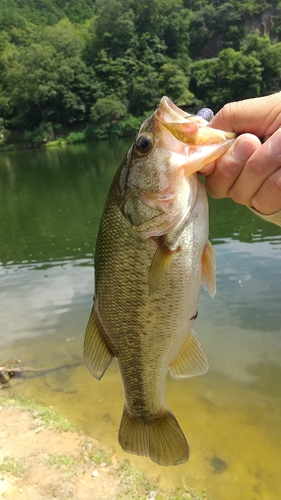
[135,135,153,155]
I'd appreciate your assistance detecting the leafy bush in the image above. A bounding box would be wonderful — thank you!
[90,96,127,127]
[85,113,146,141]
[23,122,55,146]
[65,131,86,143]
[0,117,10,145]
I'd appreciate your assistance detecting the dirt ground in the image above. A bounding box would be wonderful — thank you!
[0,404,120,499]
[0,398,156,500]
[0,396,206,500]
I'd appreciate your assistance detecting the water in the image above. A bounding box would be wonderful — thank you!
[0,141,280,500]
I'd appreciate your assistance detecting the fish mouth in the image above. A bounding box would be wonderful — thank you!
[120,96,236,240]
[157,96,236,144]
[156,96,236,176]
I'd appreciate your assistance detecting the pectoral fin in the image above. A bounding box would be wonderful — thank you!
[149,243,177,297]
[169,330,209,379]
[202,239,216,297]
[84,306,114,380]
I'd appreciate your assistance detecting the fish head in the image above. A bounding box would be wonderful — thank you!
[116,96,236,239]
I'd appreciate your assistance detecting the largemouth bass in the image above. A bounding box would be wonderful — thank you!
[84,97,235,466]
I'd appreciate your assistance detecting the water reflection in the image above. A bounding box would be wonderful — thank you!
[0,141,280,500]
[0,259,93,348]
[0,140,130,266]
[214,239,281,331]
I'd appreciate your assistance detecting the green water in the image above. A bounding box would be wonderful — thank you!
[0,141,280,500]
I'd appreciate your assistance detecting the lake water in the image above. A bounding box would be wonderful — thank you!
[0,141,280,500]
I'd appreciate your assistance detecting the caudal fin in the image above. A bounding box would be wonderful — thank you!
[118,406,189,466]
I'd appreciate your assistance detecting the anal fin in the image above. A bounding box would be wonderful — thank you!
[84,306,114,380]
[169,330,208,379]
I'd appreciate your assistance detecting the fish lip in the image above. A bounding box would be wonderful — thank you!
[157,96,192,123]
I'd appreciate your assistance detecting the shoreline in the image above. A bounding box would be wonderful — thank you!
[0,393,208,500]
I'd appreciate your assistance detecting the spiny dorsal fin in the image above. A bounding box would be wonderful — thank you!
[148,244,177,297]
[202,239,216,297]
[169,330,209,379]
[84,307,114,380]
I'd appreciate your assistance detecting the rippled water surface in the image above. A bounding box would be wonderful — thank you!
[1,141,280,500]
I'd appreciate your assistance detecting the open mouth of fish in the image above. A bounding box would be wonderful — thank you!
[120,96,236,239]
[133,97,236,235]
[156,96,236,177]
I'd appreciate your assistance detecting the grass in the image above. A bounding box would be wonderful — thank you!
[0,394,74,432]
[116,460,156,500]
[0,457,25,476]
[44,442,112,476]
[45,453,77,471]
[115,460,208,500]
[83,440,111,466]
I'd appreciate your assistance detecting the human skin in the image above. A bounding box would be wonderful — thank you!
[199,92,281,215]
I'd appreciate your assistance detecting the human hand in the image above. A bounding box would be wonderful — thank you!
[199,93,281,215]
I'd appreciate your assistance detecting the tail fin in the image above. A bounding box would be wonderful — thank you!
[118,406,189,466]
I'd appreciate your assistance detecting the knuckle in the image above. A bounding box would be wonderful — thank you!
[220,103,231,121]
[228,186,245,205]
[265,169,281,194]
[245,158,265,176]
[206,185,223,199]
[252,169,281,213]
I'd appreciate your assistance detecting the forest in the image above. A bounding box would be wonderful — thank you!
[0,0,281,145]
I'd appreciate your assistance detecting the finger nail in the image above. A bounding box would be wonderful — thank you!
[232,138,255,161]
[268,129,281,156]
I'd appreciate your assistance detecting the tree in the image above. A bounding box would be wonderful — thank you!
[89,0,137,59]
[90,96,127,126]
[191,47,262,110]
[0,20,96,128]
[158,62,194,106]
[242,34,281,95]
[0,0,281,138]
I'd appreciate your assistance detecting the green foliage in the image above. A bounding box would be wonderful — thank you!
[90,96,127,126]
[0,118,10,145]
[158,62,194,106]
[66,131,86,143]
[0,0,95,29]
[0,0,281,143]
[89,114,146,141]
[190,47,263,111]
[243,34,281,94]
[23,122,55,146]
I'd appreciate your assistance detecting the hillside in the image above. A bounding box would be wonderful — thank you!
[0,0,281,144]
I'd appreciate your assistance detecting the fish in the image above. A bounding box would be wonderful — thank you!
[84,96,235,466]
